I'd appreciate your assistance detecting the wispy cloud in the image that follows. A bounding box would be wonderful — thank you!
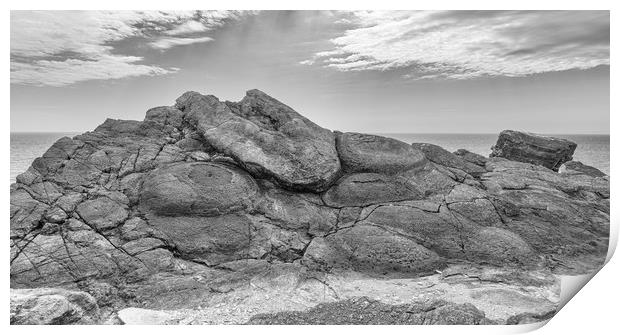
[302,11,610,79]
[10,10,247,86]
[11,55,177,87]
[149,37,214,49]
[164,20,210,36]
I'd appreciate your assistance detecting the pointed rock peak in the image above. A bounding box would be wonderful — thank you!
[240,89,293,111]
[245,88,269,97]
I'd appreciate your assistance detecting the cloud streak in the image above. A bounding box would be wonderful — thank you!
[303,11,609,79]
[11,55,176,87]
[10,10,246,86]
[149,37,214,50]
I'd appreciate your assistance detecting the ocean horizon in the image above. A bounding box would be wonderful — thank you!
[10,131,610,183]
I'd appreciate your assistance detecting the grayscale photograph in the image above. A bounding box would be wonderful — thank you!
[9,9,610,326]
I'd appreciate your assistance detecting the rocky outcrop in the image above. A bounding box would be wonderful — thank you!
[10,89,609,325]
[490,130,577,171]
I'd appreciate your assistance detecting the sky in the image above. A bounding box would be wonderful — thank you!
[10,10,610,134]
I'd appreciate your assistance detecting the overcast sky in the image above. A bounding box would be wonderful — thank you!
[10,10,609,134]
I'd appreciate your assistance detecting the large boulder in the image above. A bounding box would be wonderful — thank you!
[336,132,427,174]
[176,89,341,192]
[490,130,577,171]
[10,288,100,325]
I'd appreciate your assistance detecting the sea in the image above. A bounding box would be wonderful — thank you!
[10,132,610,183]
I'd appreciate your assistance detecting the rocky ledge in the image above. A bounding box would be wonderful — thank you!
[10,90,609,325]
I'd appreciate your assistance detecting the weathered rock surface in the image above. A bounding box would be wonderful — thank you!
[10,288,100,325]
[10,90,608,325]
[490,130,577,171]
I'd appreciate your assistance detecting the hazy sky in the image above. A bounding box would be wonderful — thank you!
[10,10,609,134]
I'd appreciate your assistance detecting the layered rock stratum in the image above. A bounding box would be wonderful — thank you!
[10,90,610,325]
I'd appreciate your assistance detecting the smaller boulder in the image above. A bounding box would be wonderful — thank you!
[490,130,577,171]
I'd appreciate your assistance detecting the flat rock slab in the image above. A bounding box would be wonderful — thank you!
[117,307,174,325]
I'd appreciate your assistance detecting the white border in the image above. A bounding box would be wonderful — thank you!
[3,1,617,334]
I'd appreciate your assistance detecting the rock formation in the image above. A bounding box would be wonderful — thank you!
[490,130,577,171]
[10,90,609,325]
